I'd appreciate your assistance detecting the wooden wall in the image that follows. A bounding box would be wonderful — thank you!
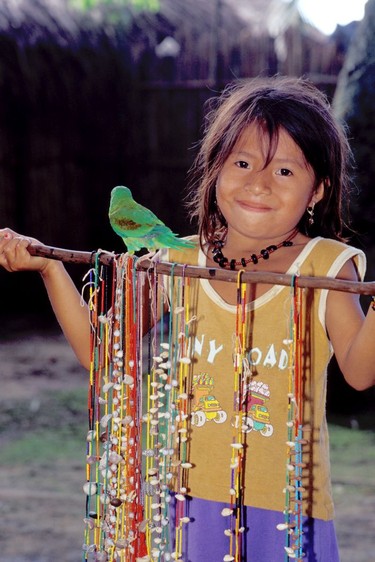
[0,1,349,314]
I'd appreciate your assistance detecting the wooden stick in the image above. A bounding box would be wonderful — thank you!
[28,243,375,295]
[28,244,116,266]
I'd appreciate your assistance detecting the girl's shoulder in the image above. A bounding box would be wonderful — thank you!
[297,236,366,280]
[304,236,365,259]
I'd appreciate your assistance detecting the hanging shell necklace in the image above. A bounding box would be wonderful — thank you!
[212,228,299,270]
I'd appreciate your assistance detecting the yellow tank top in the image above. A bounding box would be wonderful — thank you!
[160,236,365,520]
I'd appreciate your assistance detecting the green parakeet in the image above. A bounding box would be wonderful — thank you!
[109,185,195,253]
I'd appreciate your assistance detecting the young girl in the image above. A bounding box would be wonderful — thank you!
[0,76,374,562]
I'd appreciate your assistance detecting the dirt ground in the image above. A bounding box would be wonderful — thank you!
[0,326,374,562]
[0,327,87,562]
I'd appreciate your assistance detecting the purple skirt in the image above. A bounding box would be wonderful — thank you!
[169,495,340,562]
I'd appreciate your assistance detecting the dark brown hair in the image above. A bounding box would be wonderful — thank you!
[187,76,353,246]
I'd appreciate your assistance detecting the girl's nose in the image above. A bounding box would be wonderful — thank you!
[244,172,271,195]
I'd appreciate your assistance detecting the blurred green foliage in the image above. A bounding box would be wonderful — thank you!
[68,0,159,11]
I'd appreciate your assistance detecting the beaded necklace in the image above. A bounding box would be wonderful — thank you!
[82,251,307,561]
[212,228,299,270]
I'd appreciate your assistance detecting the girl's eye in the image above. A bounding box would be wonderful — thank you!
[277,168,292,177]
[235,160,249,169]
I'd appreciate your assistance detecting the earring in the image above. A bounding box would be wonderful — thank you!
[307,205,315,226]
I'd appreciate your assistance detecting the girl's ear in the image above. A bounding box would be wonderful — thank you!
[309,180,325,206]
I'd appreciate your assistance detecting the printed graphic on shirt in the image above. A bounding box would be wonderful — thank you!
[190,373,227,427]
[191,373,273,437]
[238,379,274,437]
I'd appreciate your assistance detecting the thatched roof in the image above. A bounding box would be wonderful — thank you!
[0,0,329,41]
[0,0,80,40]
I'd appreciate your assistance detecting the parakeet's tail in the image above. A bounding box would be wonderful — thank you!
[165,235,196,250]
[121,232,195,254]
[149,228,195,251]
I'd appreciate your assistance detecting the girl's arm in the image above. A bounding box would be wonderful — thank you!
[0,229,91,369]
[326,259,375,391]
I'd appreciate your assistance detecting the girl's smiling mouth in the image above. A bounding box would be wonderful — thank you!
[236,199,272,212]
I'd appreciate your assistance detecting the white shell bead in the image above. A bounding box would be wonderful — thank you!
[100,413,112,428]
[159,361,171,369]
[108,452,123,464]
[230,443,243,449]
[221,508,233,517]
[83,482,97,496]
[174,307,185,314]
[153,356,163,363]
[103,382,114,393]
[179,357,191,364]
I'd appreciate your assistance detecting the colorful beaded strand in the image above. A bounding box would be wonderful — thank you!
[143,264,181,560]
[82,254,150,561]
[176,270,194,559]
[281,276,305,561]
[83,253,114,559]
[144,268,159,558]
[280,275,296,560]
[225,270,247,562]
[294,283,304,561]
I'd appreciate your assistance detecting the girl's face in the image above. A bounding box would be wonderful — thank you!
[216,123,324,245]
